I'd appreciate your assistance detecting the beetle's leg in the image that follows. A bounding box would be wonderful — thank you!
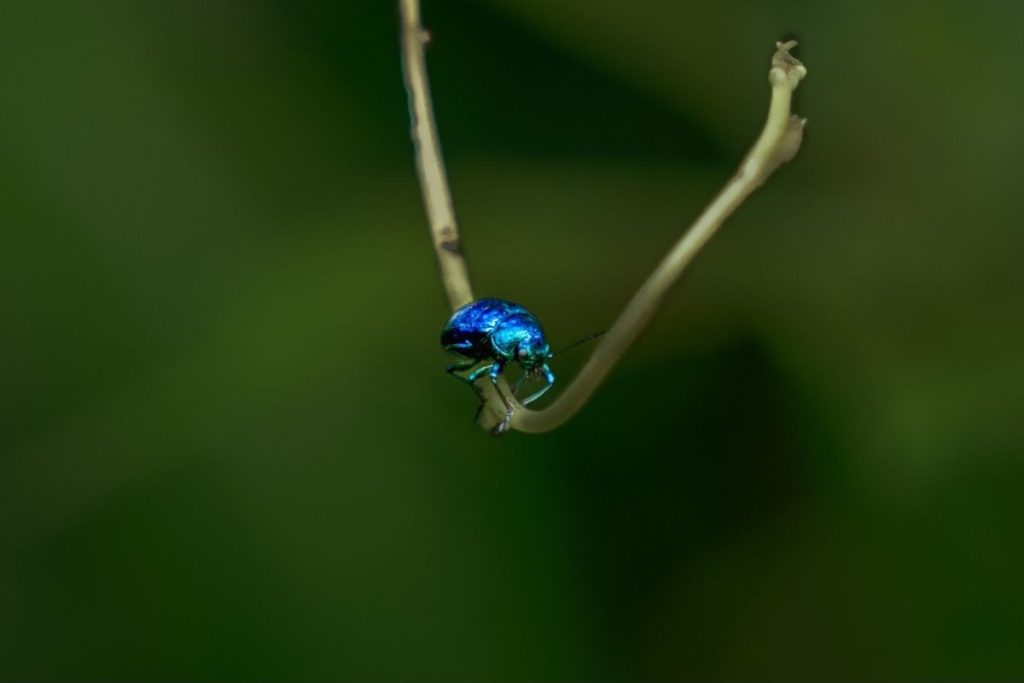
[446,341,482,376]
[510,370,528,395]
[464,362,496,384]
[457,361,514,434]
[443,340,475,358]
[445,359,478,375]
[486,361,515,412]
[487,360,505,383]
[521,364,555,406]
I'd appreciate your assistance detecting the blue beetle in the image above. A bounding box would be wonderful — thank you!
[441,298,556,407]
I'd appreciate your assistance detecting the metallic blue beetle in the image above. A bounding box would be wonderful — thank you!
[441,298,555,406]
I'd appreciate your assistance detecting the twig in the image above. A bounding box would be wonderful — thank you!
[399,0,474,311]
[512,41,807,433]
[399,0,808,434]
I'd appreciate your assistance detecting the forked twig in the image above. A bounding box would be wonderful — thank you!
[400,0,808,434]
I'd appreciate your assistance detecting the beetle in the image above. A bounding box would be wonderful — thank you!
[441,298,556,407]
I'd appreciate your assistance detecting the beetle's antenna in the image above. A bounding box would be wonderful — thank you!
[552,331,605,357]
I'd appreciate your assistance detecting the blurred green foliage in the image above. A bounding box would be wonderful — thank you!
[2,0,1023,679]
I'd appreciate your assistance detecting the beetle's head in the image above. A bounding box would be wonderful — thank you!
[515,337,551,371]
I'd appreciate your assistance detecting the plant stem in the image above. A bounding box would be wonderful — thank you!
[512,42,807,433]
[399,0,474,311]
[399,0,808,435]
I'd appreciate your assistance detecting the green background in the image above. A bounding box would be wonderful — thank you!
[2,0,1022,679]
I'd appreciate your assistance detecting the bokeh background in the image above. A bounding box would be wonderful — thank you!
[3,0,1023,679]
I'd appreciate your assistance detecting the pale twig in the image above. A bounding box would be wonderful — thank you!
[399,0,808,434]
[399,0,474,311]
[512,41,807,433]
